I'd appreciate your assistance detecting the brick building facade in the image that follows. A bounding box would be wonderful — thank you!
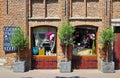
[0,0,120,70]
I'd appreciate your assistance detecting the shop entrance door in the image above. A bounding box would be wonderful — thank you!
[114,27,120,69]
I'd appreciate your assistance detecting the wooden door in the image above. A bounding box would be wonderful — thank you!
[114,27,120,69]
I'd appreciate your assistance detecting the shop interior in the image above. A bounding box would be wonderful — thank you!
[73,27,97,56]
[32,27,57,56]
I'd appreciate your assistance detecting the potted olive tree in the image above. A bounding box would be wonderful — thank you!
[11,27,28,72]
[99,27,115,73]
[59,23,75,73]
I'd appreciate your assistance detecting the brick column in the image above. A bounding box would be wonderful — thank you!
[99,0,112,70]
[66,0,70,23]
[103,0,112,28]
[60,0,70,23]
[60,0,67,23]
[0,0,5,58]
[28,0,32,18]
[57,0,66,68]
[57,0,70,68]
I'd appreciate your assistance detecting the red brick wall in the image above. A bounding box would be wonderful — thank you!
[71,0,85,17]
[87,0,102,17]
[47,0,59,17]
[0,0,28,66]
[112,0,120,19]
[0,0,6,58]
[32,0,45,17]
[0,0,120,69]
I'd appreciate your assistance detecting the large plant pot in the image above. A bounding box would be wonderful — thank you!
[13,61,27,72]
[101,60,115,73]
[60,61,72,73]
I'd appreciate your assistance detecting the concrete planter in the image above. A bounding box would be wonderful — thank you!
[60,61,72,73]
[101,60,115,73]
[13,61,27,72]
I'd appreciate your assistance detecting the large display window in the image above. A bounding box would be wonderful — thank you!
[32,27,57,56]
[73,27,97,56]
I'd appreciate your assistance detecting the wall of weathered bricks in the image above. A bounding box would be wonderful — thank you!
[0,0,28,67]
[0,0,6,63]
[112,0,120,19]
[0,0,120,69]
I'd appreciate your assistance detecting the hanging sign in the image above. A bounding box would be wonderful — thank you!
[3,26,18,52]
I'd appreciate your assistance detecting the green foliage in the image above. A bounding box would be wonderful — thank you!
[59,23,75,46]
[99,27,115,62]
[59,23,75,61]
[11,27,28,61]
[100,28,115,46]
[11,28,28,51]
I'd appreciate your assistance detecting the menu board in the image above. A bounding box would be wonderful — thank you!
[3,26,18,52]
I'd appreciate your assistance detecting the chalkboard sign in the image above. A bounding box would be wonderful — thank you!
[3,26,19,52]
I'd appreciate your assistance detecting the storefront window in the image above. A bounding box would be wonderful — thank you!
[73,27,97,56]
[32,27,56,56]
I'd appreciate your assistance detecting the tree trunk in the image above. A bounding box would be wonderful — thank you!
[61,44,72,62]
[17,48,20,61]
[106,44,111,62]
[106,46,109,62]
[65,45,68,62]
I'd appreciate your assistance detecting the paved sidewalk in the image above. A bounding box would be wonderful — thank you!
[0,69,120,78]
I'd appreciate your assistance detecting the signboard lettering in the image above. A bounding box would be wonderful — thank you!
[3,26,18,52]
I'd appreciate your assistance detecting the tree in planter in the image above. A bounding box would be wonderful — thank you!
[11,27,28,61]
[59,23,75,61]
[99,27,115,73]
[100,27,115,62]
